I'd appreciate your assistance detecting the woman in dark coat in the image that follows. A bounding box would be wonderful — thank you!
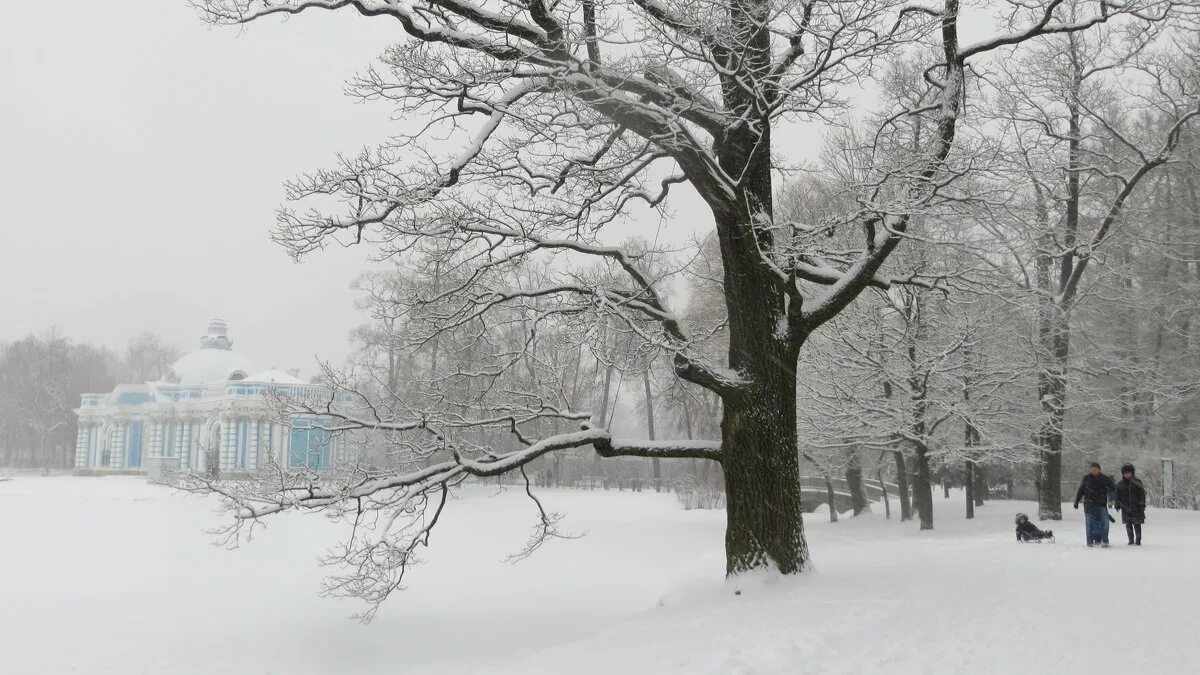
[1114,463,1147,545]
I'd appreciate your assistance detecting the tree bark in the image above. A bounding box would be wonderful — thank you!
[965,460,976,519]
[718,241,809,574]
[846,449,870,516]
[902,291,934,530]
[877,469,891,519]
[824,474,838,523]
[913,444,934,530]
[893,450,913,521]
[1036,306,1069,520]
[722,382,809,572]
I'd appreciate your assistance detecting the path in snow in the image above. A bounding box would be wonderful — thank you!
[1,477,1195,674]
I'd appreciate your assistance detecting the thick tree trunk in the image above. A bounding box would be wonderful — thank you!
[965,460,976,519]
[722,385,808,573]
[877,470,891,519]
[977,466,988,504]
[902,297,933,530]
[893,451,913,521]
[718,246,808,574]
[913,445,934,530]
[824,475,838,523]
[1036,306,1069,520]
[846,449,870,516]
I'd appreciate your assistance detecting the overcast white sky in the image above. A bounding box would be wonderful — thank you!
[0,2,410,373]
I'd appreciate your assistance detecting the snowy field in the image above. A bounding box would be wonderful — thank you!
[2,477,1197,674]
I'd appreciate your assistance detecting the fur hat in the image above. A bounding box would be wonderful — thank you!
[1015,513,1029,524]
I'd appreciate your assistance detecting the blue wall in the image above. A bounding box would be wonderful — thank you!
[126,420,143,468]
[288,418,331,470]
[116,391,154,406]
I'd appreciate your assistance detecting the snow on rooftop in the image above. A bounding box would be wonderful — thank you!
[246,368,305,385]
[168,348,256,385]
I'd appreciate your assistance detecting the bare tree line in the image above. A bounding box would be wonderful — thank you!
[0,331,179,469]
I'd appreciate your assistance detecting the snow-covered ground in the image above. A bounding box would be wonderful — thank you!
[2,477,1196,674]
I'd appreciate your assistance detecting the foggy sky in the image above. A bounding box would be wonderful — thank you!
[1,2,405,373]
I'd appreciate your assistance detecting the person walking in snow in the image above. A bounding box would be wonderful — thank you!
[1014,513,1054,542]
[1073,462,1117,547]
[1114,463,1147,546]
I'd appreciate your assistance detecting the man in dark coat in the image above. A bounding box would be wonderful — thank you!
[1114,463,1147,545]
[1074,462,1117,547]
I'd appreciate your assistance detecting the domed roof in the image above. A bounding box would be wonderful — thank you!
[167,319,256,385]
[246,368,305,385]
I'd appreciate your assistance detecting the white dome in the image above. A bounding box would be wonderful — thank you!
[168,319,255,385]
[169,349,256,385]
[246,369,305,385]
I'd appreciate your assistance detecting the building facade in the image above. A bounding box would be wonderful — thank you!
[73,319,340,474]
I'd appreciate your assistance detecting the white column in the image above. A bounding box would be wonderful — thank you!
[196,421,206,473]
[278,422,289,467]
[176,421,188,468]
[221,417,235,471]
[148,417,163,458]
[110,422,126,469]
[95,422,109,469]
[248,418,260,470]
[104,424,114,469]
[190,421,199,469]
[74,424,89,468]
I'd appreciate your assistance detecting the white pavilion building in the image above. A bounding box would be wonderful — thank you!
[73,319,341,474]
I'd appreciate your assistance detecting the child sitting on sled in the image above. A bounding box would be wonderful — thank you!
[1015,513,1054,542]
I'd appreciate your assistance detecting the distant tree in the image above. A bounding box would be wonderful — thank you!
[123,332,181,382]
[0,333,115,468]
